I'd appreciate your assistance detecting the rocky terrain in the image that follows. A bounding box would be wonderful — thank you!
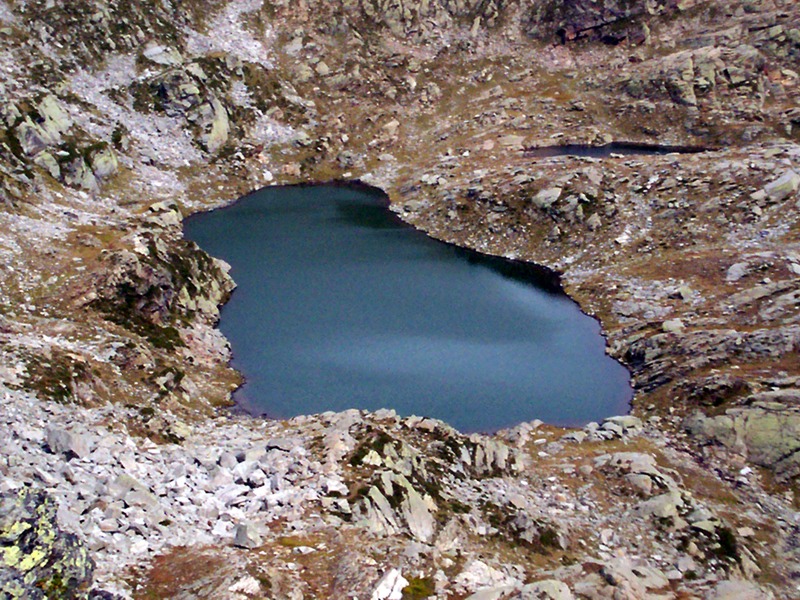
[0,0,798,598]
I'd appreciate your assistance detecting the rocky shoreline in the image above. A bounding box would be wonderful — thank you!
[0,0,799,597]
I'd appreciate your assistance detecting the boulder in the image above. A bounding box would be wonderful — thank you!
[294,62,315,83]
[108,473,156,507]
[662,319,685,333]
[465,586,516,600]
[726,262,749,282]
[204,97,230,153]
[89,146,119,179]
[367,471,437,543]
[601,416,642,437]
[15,120,49,156]
[33,152,60,179]
[315,61,331,76]
[763,170,800,202]
[37,95,71,140]
[62,157,98,191]
[371,568,409,600]
[361,486,401,536]
[533,188,562,209]
[142,43,183,66]
[454,560,519,593]
[469,436,519,475]
[518,580,575,599]
[635,490,684,519]
[233,523,262,549]
[601,557,669,597]
[46,427,90,459]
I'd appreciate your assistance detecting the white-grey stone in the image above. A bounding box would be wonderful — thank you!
[46,427,90,459]
[465,586,516,600]
[371,568,409,600]
[533,188,562,209]
[705,580,774,600]
[233,522,262,549]
[662,319,685,333]
[519,580,575,600]
[763,170,800,202]
[635,491,683,519]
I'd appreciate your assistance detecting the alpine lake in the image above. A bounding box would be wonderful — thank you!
[184,183,632,432]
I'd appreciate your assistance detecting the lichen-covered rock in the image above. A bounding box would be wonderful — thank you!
[203,97,230,154]
[62,157,99,192]
[0,488,94,599]
[685,400,800,479]
[88,146,119,180]
[33,151,61,179]
[36,96,72,141]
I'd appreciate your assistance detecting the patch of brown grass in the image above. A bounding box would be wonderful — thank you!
[132,546,229,600]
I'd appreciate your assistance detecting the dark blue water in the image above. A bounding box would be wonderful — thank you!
[184,184,631,432]
[525,142,709,158]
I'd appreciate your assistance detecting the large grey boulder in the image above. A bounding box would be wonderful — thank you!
[635,490,684,520]
[763,170,800,202]
[601,557,669,597]
[397,479,436,543]
[46,427,90,459]
[141,42,183,66]
[89,146,119,179]
[233,523,262,549]
[204,97,230,153]
[371,568,409,600]
[518,580,575,600]
[532,187,562,209]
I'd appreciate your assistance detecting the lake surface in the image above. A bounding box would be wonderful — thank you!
[184,184,631,432]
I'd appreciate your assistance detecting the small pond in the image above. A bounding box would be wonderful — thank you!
[524,142,709,159]
[184,184,631,432]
